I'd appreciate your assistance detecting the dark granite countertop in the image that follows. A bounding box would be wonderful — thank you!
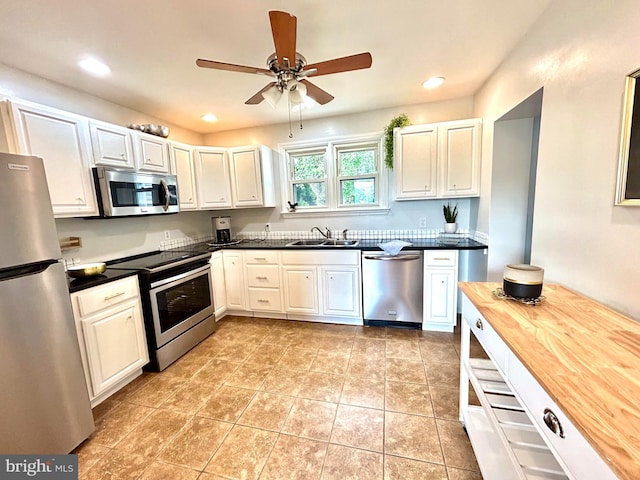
[170,237,487,253]
[68,237,487,293]
[67,268,140,294]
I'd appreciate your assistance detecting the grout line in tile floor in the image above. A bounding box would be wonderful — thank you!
[75,316,482,480]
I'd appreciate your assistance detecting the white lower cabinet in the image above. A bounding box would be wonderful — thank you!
[244,250,282,313]
[222,250,246,311]
[282,266,319,314]
[210,252,227,318]
[320,267,361,317]
[423,250,458,331]
[459,292,616,480]
[71,276,148,406]
[281,250,362,323]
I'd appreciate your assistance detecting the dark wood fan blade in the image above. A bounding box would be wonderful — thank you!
[300,79,334,105]
[245,82,277,105]
[269,11,297,68]
[305,52,372,77]
[196,59,272,75]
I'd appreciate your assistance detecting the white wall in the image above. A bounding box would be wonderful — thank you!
[488,118,535,280]
[474,0,640,319]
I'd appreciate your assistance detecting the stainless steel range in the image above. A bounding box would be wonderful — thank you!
[109,251,216,371]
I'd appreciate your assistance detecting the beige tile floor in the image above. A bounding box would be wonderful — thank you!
[74,316,482,480]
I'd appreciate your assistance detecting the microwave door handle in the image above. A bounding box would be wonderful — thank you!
[160,179,170,211]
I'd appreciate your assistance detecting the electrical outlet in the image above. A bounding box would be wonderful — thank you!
[265,223,271,232]
[164,230,171,240]
[419,216,427,228]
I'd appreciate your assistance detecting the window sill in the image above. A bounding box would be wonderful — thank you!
[280,207,390,218]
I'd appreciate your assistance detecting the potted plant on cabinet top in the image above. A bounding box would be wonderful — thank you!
[443,202,458,233]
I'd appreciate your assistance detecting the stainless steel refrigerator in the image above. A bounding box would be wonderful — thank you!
[0,153,94,453]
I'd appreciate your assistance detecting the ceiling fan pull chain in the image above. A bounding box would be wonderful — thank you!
[288,96,293,138]
[299,108,303,130]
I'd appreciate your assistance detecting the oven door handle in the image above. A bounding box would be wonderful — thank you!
[149,263,211,290]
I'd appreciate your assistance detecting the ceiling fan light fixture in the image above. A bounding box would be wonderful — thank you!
[423,76,445,89]
[262,84,283,108]
[287,80,307,105]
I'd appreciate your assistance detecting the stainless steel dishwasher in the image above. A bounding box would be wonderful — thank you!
[361,250,423,327]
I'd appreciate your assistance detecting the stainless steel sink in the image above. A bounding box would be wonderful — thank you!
[321,239,360,246]
[285,239,359,247]
[285,239,327,246]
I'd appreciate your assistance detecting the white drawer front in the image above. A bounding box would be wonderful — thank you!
[75,276,139,317]
[248,287,282,312]
[462,295,508,375]
[425,250,458,267]
[244,250,279,264]
[507,354,617,480]
[246,265,280,288]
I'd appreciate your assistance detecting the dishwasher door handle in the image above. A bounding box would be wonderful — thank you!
[363,254,422,261]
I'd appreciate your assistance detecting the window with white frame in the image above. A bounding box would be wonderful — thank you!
[282,134,386,213]
[336,144,378,206]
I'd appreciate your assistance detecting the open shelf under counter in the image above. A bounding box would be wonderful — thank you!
[462,355,568,480]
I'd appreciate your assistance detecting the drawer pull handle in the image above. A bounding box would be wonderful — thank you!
[433,257,450,261]
[256,276,268,280]
[543,408,565,438]
[104,291,126,301]
[254,257,267,261]
[475,319,483,330]
[257,299,269,303]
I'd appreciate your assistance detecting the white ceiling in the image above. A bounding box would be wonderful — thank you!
[0,1,550,134]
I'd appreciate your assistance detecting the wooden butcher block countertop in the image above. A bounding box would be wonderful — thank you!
[459,282,640,480]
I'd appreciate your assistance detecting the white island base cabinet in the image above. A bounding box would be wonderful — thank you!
[459,292,617,480]
[71,276,149,407]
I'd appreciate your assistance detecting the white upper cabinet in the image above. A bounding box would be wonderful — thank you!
[169,141,198,210]
[3,99,98,217]
[134,131,170,173]
[89,120,135,169]
[194,147,232,209]
[440,119,482,197]
[228,145,276,208]
[192,145,275,210]
[394,124,438,200]
[394,118,481,200]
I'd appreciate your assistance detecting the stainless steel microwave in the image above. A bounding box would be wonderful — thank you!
[92,167,179,217]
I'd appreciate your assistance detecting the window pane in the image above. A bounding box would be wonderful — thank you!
[339,150,376,176]
[292,154,326,180]
[294,182,326,207]
[340,178,375,205]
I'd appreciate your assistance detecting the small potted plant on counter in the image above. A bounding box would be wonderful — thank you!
[443,202,458,233]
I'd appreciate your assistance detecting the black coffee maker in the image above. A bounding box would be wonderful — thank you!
[212,216,232,244]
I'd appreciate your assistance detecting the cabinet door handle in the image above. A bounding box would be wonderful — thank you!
[543,408,565,438]
[104,291,126,301]
[475,319,483,330]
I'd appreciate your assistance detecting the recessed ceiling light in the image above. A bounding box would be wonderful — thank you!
[422,76,445,89]
[201,113,218,122]
[78,57,111,77]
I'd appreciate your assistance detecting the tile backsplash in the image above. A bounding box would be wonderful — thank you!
[159,229,488,250]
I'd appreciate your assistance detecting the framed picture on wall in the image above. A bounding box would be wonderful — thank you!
[615,68,640,205]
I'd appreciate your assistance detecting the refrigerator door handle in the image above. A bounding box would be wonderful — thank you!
[0,259,58,282]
